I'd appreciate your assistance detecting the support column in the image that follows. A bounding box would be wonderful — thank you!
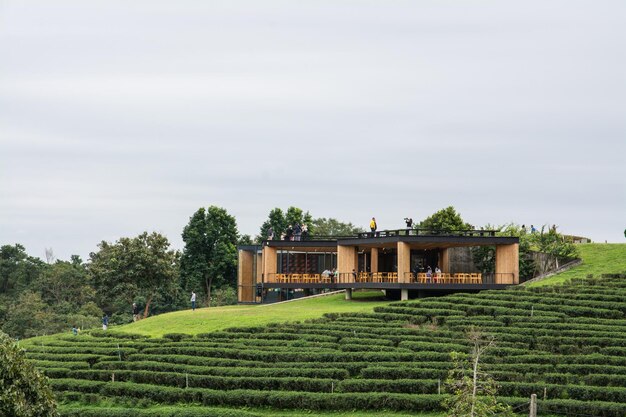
[238,250,254,302]
[337,245,357,282]
[371,248,379,273]
[439,248,450,273]
[397,241,411,283]
[262,246,277,283]
[495,243,519,284]
[401,289,408,301]
[345,288,353,300]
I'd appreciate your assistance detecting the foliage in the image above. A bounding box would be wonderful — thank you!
[419,207,471,232]
[88,232,179,318]
[0,331,58,416]
[310,218,364,237]
[0,244,46,295]
[36,260,95,313]
[211,286,238,307]
[180,206,239,306]
[1,291,54,339]
[527,225,579,271]
[257,206,313,241]
[443,328,512,417]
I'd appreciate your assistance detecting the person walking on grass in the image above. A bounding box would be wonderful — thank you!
[190,291,197,311]
[102,314,109,331]
[132,302,140,322]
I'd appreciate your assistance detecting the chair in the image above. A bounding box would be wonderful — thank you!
[276,273,287,283]
[417,273,428,283]
[469,273,481,284]
[388,272,398,283]
[358,272,369,282]
[302,274,312,283]
[373,272,383,283]
[290,274,302,283]
[311,274,321,283]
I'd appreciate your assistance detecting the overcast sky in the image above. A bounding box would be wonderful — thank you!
[1,0,624,261]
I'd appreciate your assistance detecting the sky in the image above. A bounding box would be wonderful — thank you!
[1,0,625,261]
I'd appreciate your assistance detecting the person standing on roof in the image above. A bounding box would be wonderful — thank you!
[370,217,377,236]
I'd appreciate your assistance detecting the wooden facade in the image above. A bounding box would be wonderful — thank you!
[238,233,520,303]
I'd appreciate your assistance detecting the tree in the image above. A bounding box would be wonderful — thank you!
[443,327,512,417]
[0,331,58,417]
[419,206,471,232]
[528,225,578,272]
[1,291,53,339]
[88,232,179,318]
[180,206,239,306]
[257,206,314,241]
[35,261,94,314]
[0,244,46,296]
[310,217,364,237]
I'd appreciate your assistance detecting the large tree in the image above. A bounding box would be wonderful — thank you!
[310,217,364,237]
[419,206,471,232]
[257,206,313,241]
[88,232,179,318]
[180,206,239,306]
[35,260,94,314]
[0,331,58,417]
[0,244,46,296]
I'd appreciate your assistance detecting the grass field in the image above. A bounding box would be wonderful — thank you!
[115,290,391,338]
[528,243,626,287]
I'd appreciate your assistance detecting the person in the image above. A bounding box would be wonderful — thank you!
[404,217,413,228]
[435,266,441,274]
[426,266,432,282]
[301,224,308,240]
[294,223,302,241]
[286,225,294,241]
[190,291,197,311]
[352,269,357,281]
[521,224,526,234]
[102,314,109,331]
[530,225,537,233]
[370,217,377,236]
[132,303,139,322]
[322,269,331,280]
[72,325,78,336]
[268,227,274,240]
[330,268,337,283]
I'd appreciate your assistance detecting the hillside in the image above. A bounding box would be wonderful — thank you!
[23,272,626,417]
[528,243,626,287]
[115,291,390,338]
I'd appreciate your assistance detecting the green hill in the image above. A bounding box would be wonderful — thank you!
[528,243,626,287]
[116,291,390,338]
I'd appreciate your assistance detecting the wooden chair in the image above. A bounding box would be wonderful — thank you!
[469,273,481,284]
[358,272,369,282]
[388,272,398,283]
[311,274,321,283]
[373,272,383,283]
[276,273,287,283]
[417,273,428,283]
[302,274,312,283]
[290,274,302,283]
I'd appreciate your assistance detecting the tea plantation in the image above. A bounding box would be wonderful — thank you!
[21,268,626,416]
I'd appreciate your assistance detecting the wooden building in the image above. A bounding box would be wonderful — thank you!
[238,229,519,303]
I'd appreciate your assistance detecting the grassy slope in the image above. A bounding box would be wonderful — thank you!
[528,243,626,287]
[115,291,390,338]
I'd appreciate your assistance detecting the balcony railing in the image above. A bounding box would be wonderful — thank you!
[265,228,499,242]
[264,272,514,285]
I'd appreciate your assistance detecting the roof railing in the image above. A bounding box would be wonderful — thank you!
[266,228,498,242]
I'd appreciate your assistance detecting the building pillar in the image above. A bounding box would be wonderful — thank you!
[262,245,277,283]
[338,245,357,282]
[371,248,379,273]
[495,243,519,284]
[345,288,353,300]
[439,248,450,273]
[401,289,408,301]
[238,250,254,303]
[397,241,411,283]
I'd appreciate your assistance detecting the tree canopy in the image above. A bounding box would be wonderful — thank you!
[310,217,364,237]
[180,206,239,306]
[0,331,58,417]
[419,206,471,231]
[257,206,313,241]
[88,232,179,318]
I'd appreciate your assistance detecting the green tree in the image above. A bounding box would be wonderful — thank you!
[528,225,578,272]
[419,206,471,232]
[35,261,94,314]
[0,331,58,417]
[258,208,286,241]
[310,217,364,237]
[88,232,179,318]
[0,244,46,295]
[1,291,53,339]
[443,328,512,417]
[180,206,239,306]
[257,206,314,241]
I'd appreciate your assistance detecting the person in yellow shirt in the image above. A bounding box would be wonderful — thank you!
[370,217,377,236]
